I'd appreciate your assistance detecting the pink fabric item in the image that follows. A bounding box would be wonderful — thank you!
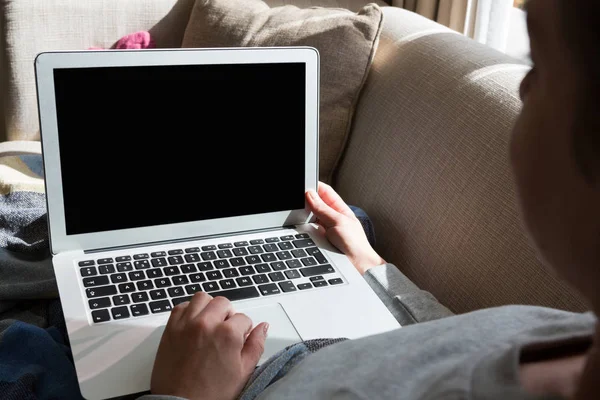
[89,31,155,50]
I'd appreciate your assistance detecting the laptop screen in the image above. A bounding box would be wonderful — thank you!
[53,62,307,235]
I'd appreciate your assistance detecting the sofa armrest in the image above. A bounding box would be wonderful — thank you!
[335,7,586,314]
[0,0,195,142]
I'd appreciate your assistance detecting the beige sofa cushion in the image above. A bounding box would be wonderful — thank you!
[0,0,196,142]
[182,0,384,183]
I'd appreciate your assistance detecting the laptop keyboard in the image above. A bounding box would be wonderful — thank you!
[78,233,345,324]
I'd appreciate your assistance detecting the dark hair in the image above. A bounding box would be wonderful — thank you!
[560,1,600,183]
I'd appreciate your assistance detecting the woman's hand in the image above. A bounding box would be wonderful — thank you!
[151,293,268,400]
[306,182,385,275]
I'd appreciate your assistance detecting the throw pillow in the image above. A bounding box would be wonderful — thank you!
[181,0,384,183]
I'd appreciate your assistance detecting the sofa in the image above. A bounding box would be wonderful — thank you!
[0,0,587,315]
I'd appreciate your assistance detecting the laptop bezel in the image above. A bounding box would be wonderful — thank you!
[35,47,319,255]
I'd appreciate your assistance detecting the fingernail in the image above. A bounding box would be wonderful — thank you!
[307,190,317,199]
[263,323,270,336]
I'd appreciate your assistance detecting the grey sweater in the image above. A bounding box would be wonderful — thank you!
[141,264,595,400]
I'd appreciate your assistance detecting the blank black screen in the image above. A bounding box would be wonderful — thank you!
[54,62,306,235]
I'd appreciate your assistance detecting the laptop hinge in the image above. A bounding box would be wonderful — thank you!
[83,225,297,254]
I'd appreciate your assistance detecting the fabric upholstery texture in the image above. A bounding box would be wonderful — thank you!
[334,7,587,314]
[181,0,384,183]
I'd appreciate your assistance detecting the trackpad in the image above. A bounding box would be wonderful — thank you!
[237,303,302,365]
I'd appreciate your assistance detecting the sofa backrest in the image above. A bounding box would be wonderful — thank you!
[335,7,587,314]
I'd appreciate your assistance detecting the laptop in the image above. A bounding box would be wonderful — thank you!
[35,47,400,400]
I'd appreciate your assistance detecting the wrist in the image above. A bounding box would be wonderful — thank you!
[351,249,385,275]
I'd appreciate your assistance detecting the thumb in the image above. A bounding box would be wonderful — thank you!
[242,322,269,371]
[306,190,341,228]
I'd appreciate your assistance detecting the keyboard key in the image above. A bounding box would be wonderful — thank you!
[172,275,189,286]
[119,283,136,293]
[250,239,264,245]
[112,294,130,306]
[295,233,310,239]
[214,259,230,269]
[245,255,261,264]
[164,266,180,276]
[110,273,127,284]
[329,278,344,285]
[150,289,167,300]
[185,247,200,253]
[137,280,154,291]
[206,271,223,281]
[255,264,271,274]
[217,249,233,258]
[132,292,149,303]
[92,309,110,323]
[233,248,249,256]
[293,239,315,248]
[89,297,111,309]
[276,251,292,261]
[117,262,133,272]
[263,244,279,253]
[218,243,233,249]
[209,286,260,301]
[172,296,193,306]
[248,246,263,255]
[271,261,287,271]
[291,249,307,258]
[128,271,146,281]
[181,264,197,274]
[99,264,116,274]
[201,251,217,261]
[278,242,294,250]
[79,260,95,267]
[285,270,302,280]
[190,273,206,283]
[168,286,185,298]
[280,235,295,241]
[81,267,98,277]
[151,258,168,267]
[298,283,313,290]
[236,277,253,287]
[268,272,286,282]
[151,251,166,257]
[168,256,184,265]
[149,300,172,313]
[131,303,149,316]
[279,281,297,293]
[300,264,335,277]
[258,283,280,296]
[147,268,163,279]
[184,253,201,263]
[97,258,113,265]
[310,276,325,282]
[223,268,239,278]
[313,280,328,287]
[306,247,328,264]
[134,260,150,269]
[133,253,149,260]
[197,262,213,271]
[86,285,117,298]
[286,259,302,269]
[234,241,249,247]
[301,257,318,267]
[230,257,246,267]
[203,282,219,292]
[252,274,269,284]
[155,278,172,288]
[168,249,183,255]
[265,237,279,243]
[185,284,202,295]
[220,279,236,290]
[239,266,255,276]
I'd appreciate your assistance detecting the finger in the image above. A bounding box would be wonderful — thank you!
[222,313,254,344]
[306,190,341,228]
[317,182,355,218]
[198,296,235,325]
[183,292,213,321]
[168,300,189,327]
[242,322,269,371]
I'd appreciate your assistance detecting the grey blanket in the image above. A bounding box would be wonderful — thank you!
[0,153,57,338]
